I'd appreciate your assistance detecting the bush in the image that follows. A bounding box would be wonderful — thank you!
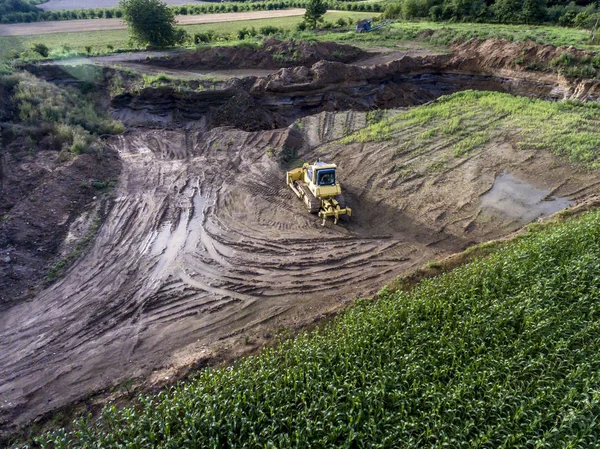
[551,52,576,67]
[429,5,443,21]
[259,25,281,35]
[31,42,49,57]
[119,0,181,47]
[194,31,213,44]
[296,21,307,31]
[304,0,327,28]
[237,26,257,40]
[383,3,402,19]
[336,17,346,27]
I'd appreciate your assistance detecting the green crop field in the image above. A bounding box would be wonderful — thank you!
[344,90,600,169]
[0,12,374,61]
[20,201,600,447]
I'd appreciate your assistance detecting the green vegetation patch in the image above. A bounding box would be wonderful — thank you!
[0,12,374,62]
[344,90,600,169]
[25,207,600,448]
[317,20,600,51]
[1,72,123,158]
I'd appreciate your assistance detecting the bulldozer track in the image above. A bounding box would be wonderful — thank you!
[298,183,321,214]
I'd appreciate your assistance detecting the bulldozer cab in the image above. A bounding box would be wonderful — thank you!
[308,162,336,186]
[316,169,336,186]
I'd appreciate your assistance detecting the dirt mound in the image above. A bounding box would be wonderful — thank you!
[450,38,598,74]
[145,39,367,71]
[112,53,587,130]
[0,78,121,311]
[0,148,120,310]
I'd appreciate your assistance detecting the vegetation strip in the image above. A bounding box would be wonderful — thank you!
[0,12,372,61]
[344,90,600,169]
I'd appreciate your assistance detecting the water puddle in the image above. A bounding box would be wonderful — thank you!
[481,173,573,225]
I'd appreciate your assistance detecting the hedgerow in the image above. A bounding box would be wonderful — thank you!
[23,208,600,448]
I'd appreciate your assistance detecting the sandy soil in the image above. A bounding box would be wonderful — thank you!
[39,0,207,11]
[0,9,305,36]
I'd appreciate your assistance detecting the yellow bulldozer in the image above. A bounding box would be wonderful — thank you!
[286,161,352,225]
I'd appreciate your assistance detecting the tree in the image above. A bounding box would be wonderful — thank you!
[304,0,327,29]
[119,0,184,47]
[521,0,547,23]
[493,0,523,23]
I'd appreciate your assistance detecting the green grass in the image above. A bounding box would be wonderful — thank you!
[1,71,123,158]
[22,208,600,448]
[314,19,600,51]
[4,16,600,62]
[343,90,600,169]
[0,12,374,61]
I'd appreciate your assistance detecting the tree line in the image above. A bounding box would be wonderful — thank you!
[383,0,600,27]
[0,0,382,24]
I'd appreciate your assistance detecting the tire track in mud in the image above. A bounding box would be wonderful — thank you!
[2,108,598,432]
[0,125,436,431]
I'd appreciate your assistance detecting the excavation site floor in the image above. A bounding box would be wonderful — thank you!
[2,40,600,436]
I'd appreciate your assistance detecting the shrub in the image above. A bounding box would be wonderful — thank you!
[237,26,257,40]
[551,52,576,67]
[119,0,181,47]
[31,42,49,57]
[194,31,213,44]
[259,25,281,35]
[304,0,326,28]
[383,3,402,19]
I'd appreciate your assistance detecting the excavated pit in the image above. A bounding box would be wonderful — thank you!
[2,39,600,438]
[110,68,568,131]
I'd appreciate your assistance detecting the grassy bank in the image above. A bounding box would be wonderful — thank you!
[4,15,599,63]
[344,90,600,169]
[315,20,600,50]
[0,12,374,61]
[20,204,600,448]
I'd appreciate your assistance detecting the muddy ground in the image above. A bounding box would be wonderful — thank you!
[2,39,600,438]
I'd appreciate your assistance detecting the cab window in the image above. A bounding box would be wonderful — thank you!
[317,169,336,186]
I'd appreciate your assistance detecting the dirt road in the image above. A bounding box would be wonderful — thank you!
[0,9,305,36]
